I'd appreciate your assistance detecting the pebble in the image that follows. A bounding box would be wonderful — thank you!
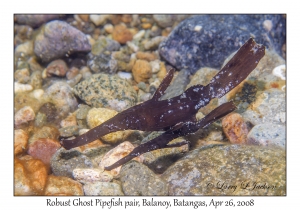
[222,113,249,144]
[14,156,48,195]
[186,67,219,88]
[80,66,92,80]
[34,112,47,127]
[46,59,68,77]
[90,14,110,26]
[104,24,114,34]
[72,168,113,184]
[27,138,61,170]
[15,41,34,56]
[32,89,44,99]
[15,106,35,126]
[60,113,77,128]
[150,60,161,73]
[28,125,60,145]
[14,129,29,156]
[136,51,158,61]
[144,36,165,50]
[120,161,168,195]
[272,64,286,80]
[99,141,142,177]
[76,104,91,120]
[112,24,133,44]
[14,68,30,84]
[117,71,132,80]
[133,30,146,40]
[132,59,152,83]
[30,71,43,89]
[91,37,120,56]
[83,182,124,196]
[38,102,58,123]
[59,125,79,137]
[44,175,83,196]
[50,148,95,178]
[74,73,137,112]
[66,67,79,80]
[159,15,286,73]
[87,52,118,73]
[161,144,286,195]
[242,89,286,125]
[45,82,78,119]
[34,20,91,62]
[153,14,190,28]
[247,123,285,148]
[14,82,33,93]
[127,41,139,52]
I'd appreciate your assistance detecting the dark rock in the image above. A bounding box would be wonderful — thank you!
[34,20,91,63]
[50,148,95,178]
[161,144,286,195]
[15,14,62,28]
[119,161,168,195]
[159,15,286,73]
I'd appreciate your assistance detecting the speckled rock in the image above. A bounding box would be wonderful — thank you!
[50,148,95,178]
[14,156,48,195]
[86,108,133,144]
[74,73,137,112]
[45,175,84,196]
[15,14,61,28]
[34,20,91,62]
[161,144,286,195]
[120,161,168,195]
[27,138,61,169]
[242,89,285,126]
[247,123,285,148]
[14,106,35,126]
[86,53,115,74]
[73,168,113,184]
[46,59,68,77]
[222,113,249,144]
[112,24,133,44]
[14,129,29,156]
[159,15,286,73]
[83,182,124,196]
[45,82,78,118]
[99,141,143,177]
[91,37,120,56]
[132,59,152,83]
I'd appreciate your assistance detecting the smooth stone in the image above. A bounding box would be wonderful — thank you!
[73,168,113,184]
[83,182,124,196]
[15,14,61,27]
[14,129,29,156]
[45,175,83,196]
[14,106,35,126]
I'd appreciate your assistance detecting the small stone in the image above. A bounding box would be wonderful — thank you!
[28,125,60,145]
[80,66,92,80]
[78,14,89,22]
[66,66,79,80]
[59,125,79,137]
[91,37,120,56]
[157,62,167,81]
[127,41,139,52]
[83,182,124,196]
[15,106,35,126]
[34,20,91,62]
[14,82,33,93]
[76,104,91,120]
[46,59,68,77]
[14,129,29,156]
[247,123,285,148]
[30,71,43,89]
[14,156,48,195]
[34,112,47,127]
[60,113,77,128]
[99,141,142,177]
[132,59,152,83]
[112,24,133,44]
[86,108,132,144]
[120,161,168,195]
[133,30,145,40]
[104,24,114,34]
[14,68,30,83]
[44,175,83,196]
[27,138,61,169]
[144,36,165,50]
[38,102,58,123]
[32,89,44,99]
[150,60,161,73]
[117,71,132,80]
[222,113,249,144]
[90,14,110,26]
[263,19,273,32]
[136,51,158,61]
[72,168,113,184]
[15,41,34,56]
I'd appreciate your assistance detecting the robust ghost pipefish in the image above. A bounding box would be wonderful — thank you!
[60,38,265,150]
[104,101,236,170]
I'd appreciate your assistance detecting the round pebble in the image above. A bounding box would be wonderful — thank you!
[15,106,35,126]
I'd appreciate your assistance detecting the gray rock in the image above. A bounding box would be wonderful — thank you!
[87,53,118,74]
[50,148,95,178]
[162,144,285,195]
[242,89,286,125]
[247,123,285,148]
[119,161,168,195]
[153,14,190,28]
[74,73,137,112]
[34,20,91,62]
[76,104,91,120]
[45,82,78,119]
[91,37,121,56]
[15,14,62,28]
[159,15,286,73]
[83,182,124,196]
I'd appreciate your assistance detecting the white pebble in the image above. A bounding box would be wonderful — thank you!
[127,41,139,52]
[133,30,145,40]
[272,64,286,80]
[32,89,44,99]
[150,60,161,73]
[15,106,35,126]
[263,20,273,32]
[90,14,110,26]
[117,71,132,80]
[194,25,203,32]
[14,82,33,93]
[104,24,114,34]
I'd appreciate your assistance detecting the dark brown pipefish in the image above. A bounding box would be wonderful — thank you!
[60,38,265,170]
